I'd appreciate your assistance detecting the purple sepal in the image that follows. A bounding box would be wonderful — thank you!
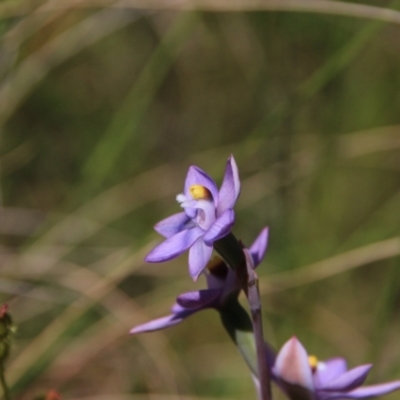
[217,155,240,215]
[177,289,221,309]
[145,227,203,263]
[203,209,235,244]
[249,227,269,268]
[335,381,400,398]
[130,311,191,334]
[321,365,372,392]
[154,212,191,238]
[314,358,347,387]
[188,239,213,281]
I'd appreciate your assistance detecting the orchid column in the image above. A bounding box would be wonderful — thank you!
[142,155,272,400]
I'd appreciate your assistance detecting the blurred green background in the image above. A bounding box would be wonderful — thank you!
[1,0,400,399]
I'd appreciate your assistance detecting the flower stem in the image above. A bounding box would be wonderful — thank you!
[245,258,272,400]
[215,234,272,400]
[0,361,10,400]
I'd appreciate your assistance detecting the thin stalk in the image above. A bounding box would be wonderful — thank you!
[0,361,10,400]
[245,254,272,400]
[215,234,272,400]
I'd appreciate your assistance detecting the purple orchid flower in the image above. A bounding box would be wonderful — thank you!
[131,227,268,334]
[272,336,400,400]
[145,155,240,281]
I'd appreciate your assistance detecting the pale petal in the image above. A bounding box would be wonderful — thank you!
[203,209,235,244]
[145,227,203,262]
[217,155,241,215]
[273,337,314,391]
[188,238,213,280]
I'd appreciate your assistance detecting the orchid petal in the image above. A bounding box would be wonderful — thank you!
[217,155,241,215]
[154,212,191,238]
[273,337,314,391]
[185,166,219,205]
[130,312,192,334]
[249,227,269,268]
[203,209,235,244]
[343,381,400,398]
[319,364,372,392]
[320,365,372,392]
[145,227,203,263]
[318,380,400,399]
[177,288,222,309]
[314,358,348,387]
[171,302,186,313]
[188,238,213,280]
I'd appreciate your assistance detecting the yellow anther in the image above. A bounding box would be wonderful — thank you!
[308,355,319,372]
[189,185,212,200]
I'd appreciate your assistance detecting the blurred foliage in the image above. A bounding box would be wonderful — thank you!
[0,0,400,399]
